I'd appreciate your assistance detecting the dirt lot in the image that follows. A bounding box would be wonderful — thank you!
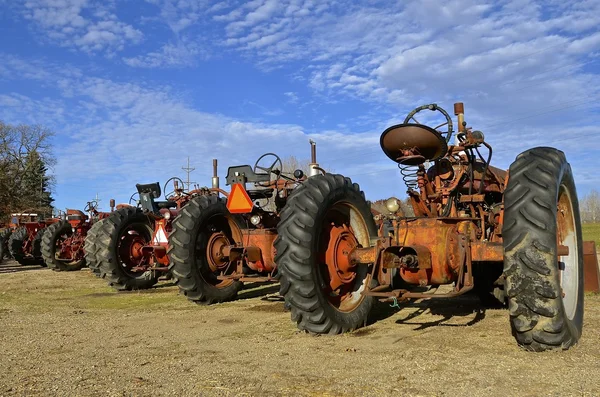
[1,261,600,397]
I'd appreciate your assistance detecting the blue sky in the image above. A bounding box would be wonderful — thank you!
[0,0,599,211]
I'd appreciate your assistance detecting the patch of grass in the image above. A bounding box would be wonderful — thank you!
[582,223,600,247]
[0,280,188,313]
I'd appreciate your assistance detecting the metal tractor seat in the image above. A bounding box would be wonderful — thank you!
[136,182,177,214]
[380,123,448,165]
[225,165,274,200]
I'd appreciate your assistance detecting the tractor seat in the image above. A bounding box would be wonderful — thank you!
[247,188,274,200]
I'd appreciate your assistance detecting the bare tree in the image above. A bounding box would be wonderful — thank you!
[581,190,600,223]
[0,121,56,220]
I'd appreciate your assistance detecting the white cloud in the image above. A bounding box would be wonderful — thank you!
[123,39,204,68]
[22,0,143,54]
[0,56,383,207]
[145,0,209,33]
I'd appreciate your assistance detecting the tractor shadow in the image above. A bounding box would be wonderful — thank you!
[0,260,47,274]
[368,292,493,331]
[238,283,282,301]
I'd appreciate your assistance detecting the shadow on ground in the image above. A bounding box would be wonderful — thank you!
[366,291,498,333]
[0,260,47,274]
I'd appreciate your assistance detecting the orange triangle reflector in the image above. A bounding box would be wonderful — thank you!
[227,183,254,214]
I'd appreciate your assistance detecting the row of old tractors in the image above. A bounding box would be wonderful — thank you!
[2,102,596,353]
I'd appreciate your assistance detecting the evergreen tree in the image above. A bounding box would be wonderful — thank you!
[21,150,54,215]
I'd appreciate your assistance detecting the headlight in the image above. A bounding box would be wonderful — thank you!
[385,197,400,213]
[250,214,261,225]
[163,211,171,220]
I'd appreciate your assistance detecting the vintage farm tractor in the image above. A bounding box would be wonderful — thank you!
[7,211,60,266]
[169,148,316,304]
[95,178,210,290]
[41,199,115,271]
[275,102,585,352]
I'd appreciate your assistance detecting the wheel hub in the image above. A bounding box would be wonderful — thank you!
[206,232,231,272]
[325,223,358,291]
[118,233,147,270]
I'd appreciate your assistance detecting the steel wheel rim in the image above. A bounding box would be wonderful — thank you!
[117,223,152,276]
[196,214,241,289]
[318,201,370,313]
[557,184,579,320]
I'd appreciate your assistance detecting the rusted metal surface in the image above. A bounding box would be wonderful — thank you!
[583,241,599,293]
[234,228,278,272]
[323,223,358,291]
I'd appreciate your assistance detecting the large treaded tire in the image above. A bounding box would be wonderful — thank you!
[0,228,12,262]
[41,221,85,271]
[85,219,106,277]
[169,195,244,304]
[32,227,47,267]
[96,207,159,290]
[274,173,378,334]
[503,147,584,351]
[8,227,29,265]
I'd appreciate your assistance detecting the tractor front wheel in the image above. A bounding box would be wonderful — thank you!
[275,174,378,334]
[169,195,244,304]
[96,207,159,290]
[41,221,85,271]
[503,147,584,351]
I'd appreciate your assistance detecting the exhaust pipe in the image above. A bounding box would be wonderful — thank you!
[212,159,220,190]
[308,139,320,177]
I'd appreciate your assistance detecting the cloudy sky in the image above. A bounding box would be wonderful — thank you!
[1,0,599,210]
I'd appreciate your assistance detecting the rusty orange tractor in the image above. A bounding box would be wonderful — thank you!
[94,178,210,290]
[168,150,313,304]
[275,102,585,352]
[40,200,115,271]
[7,211,60,266]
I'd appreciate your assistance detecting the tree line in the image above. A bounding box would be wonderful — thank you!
[0,120,55,222]
[580,190,599,223]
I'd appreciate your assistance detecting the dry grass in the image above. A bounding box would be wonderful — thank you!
[583,223,600,247]
[1,261,600,396]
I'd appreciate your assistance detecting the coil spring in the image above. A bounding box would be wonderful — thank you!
[398,163,419,190]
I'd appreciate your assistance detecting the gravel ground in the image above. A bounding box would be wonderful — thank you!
[1,260,600,397]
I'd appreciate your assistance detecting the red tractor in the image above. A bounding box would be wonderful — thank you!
[95,178,209,290]
[40,200,115,271]
[7,211,60,266]
[275,102,586,352]
[168,151,312,304]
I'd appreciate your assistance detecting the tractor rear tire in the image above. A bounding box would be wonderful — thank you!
[85,219,106,277]
[0,228,12,262]
[32,227,47,267]
[41,221,85,271]
[503,147,584,351]
[96,207,159,290]
[9,227,29,265]
[274,174,378,334]
[169,195,244,304]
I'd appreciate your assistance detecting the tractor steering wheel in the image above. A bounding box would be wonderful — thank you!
[129,192,139,206]
[404,104,454,143]
[163,177,186,200]
[253,153,283,185]
[84,200,99,213]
